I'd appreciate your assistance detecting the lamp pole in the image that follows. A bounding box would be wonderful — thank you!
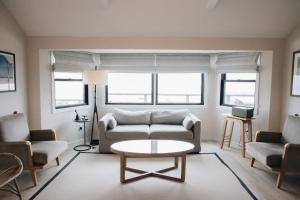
[90,66,99,145]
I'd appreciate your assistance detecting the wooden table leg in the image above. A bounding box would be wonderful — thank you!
[181,154,186,182]
[120,154,126,183]
[241,122,246,158]
[220,118,228,149]
[175,156,179,168]
[227,120,234,148]
[248,121,253,142]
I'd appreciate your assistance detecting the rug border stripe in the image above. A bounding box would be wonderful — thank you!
[28,151,258,200]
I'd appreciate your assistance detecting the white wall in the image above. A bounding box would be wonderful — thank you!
[281,23,300,126]
[0,2,27,117]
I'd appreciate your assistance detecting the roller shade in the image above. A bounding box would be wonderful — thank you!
[52,51,95,72]
[214,52,260,73]
[100,53,210,72]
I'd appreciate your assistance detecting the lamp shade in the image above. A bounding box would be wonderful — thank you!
[82,70,107,85]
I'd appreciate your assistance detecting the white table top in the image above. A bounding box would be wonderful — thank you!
[111,140,195,157]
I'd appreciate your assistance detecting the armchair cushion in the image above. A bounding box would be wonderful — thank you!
[31,141,67,166]
[30,129,56,141]
[282,115,300,144]
[0,113,30,141]
[246,142,284,168]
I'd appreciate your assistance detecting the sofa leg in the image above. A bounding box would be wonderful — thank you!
[276,171,285,189]
[56,157,60,166]
[30,168,37,186]
[250,158,255,167]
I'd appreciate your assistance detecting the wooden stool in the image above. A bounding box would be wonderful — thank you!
[220,114,254,157]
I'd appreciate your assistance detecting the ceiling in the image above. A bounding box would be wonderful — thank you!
[2,0,300,38]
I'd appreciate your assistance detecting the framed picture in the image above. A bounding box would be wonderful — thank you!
[0,51,16,92]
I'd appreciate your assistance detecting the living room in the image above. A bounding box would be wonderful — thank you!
[0,0,299,200]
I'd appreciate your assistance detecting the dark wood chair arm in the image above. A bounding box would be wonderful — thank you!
[282,143,300,170]
[255,130,282,143]
[30,129,57,141]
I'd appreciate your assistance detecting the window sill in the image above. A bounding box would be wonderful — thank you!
[52,104,91,114]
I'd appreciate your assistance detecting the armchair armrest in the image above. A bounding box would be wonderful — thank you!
[98,113,113,140]
[0,141,33,170]
[255,131,282,143]
[282,144,300,170]
[30,129,56,141]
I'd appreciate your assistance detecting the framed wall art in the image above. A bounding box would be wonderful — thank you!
[0,51,16,92]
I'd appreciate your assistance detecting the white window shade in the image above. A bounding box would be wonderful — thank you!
[52,51,95,72]
[156,54,210,72]
[100,54,154,71]
[214,52,260,73]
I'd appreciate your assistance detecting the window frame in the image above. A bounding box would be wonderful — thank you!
[155,73,205,105]
[54,73,89,109]
[105,73,155,105]
[220,73,256,108]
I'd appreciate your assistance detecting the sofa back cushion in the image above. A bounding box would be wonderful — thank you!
[113,108,151,125]
[151,110,188,124]
[282,115,300,144]
[0,113,30,141]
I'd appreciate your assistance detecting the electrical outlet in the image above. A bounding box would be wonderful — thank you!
[79,126,83,131]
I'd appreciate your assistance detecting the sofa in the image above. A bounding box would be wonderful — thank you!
[246,115,300,188]
[98,109,201,153]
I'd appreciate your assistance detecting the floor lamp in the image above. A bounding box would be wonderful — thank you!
[83,68,107,145]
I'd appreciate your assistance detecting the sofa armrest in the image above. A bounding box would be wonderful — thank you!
[188,113,201,140]
[282,143,300,170]
[30,129,56,141]
[255,131,282,143]
[98,113,113,140]
[0,141,33,170]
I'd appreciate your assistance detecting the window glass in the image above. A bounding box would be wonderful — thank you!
[157,73,203,104]
[54,72,88,108]
[221,73,256,107]
[106,73,153,104]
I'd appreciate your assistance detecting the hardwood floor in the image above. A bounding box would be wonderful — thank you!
[0,142,299,200]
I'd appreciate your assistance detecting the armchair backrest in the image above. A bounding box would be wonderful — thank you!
[282,115,300,144]
[0,113,30,141]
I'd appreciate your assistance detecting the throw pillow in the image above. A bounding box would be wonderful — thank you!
[182,116,193,130]
[108,117,117,129]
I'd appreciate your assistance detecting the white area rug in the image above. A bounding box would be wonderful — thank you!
[29,152,257,200]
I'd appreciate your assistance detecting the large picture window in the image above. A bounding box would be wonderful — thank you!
[220,73,257,107]
[156,73,204,105]
[105,73,153,104]
[54,72,88,109]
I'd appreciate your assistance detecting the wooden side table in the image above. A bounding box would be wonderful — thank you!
[220,114,254,157]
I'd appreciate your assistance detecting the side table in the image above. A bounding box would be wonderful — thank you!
[220,114,255,157]
[73,119,91,151]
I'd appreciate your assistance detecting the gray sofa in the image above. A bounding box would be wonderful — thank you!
[246,115,300,188]
[98,109,201,153]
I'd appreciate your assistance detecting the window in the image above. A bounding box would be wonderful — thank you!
[105,73,153,104]
[156,73,204,105]
[220,73,257,107]
[54,72,88,109]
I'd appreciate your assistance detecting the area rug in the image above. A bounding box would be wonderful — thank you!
[29,152,257,200]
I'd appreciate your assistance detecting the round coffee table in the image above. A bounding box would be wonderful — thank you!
[111,140,195,184]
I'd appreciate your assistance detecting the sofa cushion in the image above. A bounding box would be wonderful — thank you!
[108,117,117,129]
[182,116,194,130]
[151,110,188,124]
[282,115,300,144]
[149,124,193,140]
[0,113,30,141]
[106,125,150,140]
[113,108,151,125]
[246,142,284,168]
[31,141,68,166]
